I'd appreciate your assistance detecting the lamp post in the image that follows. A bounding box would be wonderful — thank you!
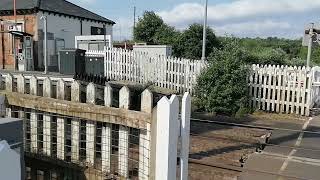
[40,16,48,74]
[201,0,208,61]
[307,23,314,68]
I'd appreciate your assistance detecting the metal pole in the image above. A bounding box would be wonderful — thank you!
[134,6,136,29]
[201,0,208,61]
[307,23,314,68]
[13,0,17,23]
[41,16,48,74]
[0,20,5,69]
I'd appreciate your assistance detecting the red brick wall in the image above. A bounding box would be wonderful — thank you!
[0,14,37,70]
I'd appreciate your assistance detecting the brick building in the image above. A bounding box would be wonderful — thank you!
[0,0,115,71]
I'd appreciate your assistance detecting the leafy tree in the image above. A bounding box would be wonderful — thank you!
[133,11,165,44]
[195,38,250,115]
[177,24,220,59]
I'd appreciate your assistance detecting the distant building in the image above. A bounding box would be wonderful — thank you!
[0,0,115,71]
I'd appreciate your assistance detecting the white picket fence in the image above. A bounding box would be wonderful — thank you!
[248,64,320,116]
[86,49,206,94]
[86,49,320,116]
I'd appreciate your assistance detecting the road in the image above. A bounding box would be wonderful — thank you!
[239,115,320,180]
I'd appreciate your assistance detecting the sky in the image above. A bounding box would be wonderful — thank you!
[69,0,320,41]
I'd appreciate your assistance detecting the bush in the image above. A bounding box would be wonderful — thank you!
[195,38,250,115]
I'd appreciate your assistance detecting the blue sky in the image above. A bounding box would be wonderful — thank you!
[69,0,320,41]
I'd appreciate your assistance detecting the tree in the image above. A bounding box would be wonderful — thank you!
[133,11,165,44]
[177,24,220,59]
[195,38,250,115]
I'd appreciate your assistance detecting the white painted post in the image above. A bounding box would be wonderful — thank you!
[56,117,65,160]
[180,93,191,180]
[102,122,112,173]
[86,120,95,166]
[57,79,65,100]
[30,76,38,96]
[5,107,11,118]
[104,83,113,107]
[30,110,38,153]
[152,95,179,180]
[43,113,51,156]
[101,83,113,173]
[139,89,153,180]
[118,86,130,178]
[5,73,13,92]
[71,119,80,163]
[71,81,81,102]
[42,78,52,156]
[43,77,52,98]
[17,74,25,93]
[86,83,96,104]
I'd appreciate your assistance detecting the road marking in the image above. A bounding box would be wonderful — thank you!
[277,117,313,178]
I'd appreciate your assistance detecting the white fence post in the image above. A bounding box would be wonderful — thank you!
[180,93,191,180]
[139,89,153,180]
[118,86,130,177]
[5,73,13,92]
[17,74,25,94]
[152,95,179,180]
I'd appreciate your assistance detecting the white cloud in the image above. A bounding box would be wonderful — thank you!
[158,0,320,25]
[157,0,320,39]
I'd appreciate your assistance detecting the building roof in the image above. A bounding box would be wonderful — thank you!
[0,0,115,24]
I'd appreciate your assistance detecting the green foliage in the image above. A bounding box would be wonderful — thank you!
[196,38,250,115]
[133,11,165,44]
[133,11,221,59]
[175,24,220,59]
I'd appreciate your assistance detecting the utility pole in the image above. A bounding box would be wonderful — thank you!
[134,6,136,29]
[41,16,48,74]
[307,23,314,68]
[13,0,17,23]
[201,0,208,61]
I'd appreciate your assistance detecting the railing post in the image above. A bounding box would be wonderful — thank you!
[57,116,65,160]
[30,76,38,96]
[43,78,52,156]
[86,83,96,104]
[30,110,38,153]
[71,81,81,102]
[86,120,96,166]
[152,95,179,180]
[139,89,153,180]
[71,81,80,163]
[102,83,112,173]
[5,73,13,92]
[17,74,25,94]
[43,77,52,98]
[57,79,66,100]
[180,93,191,180]
[43,112,52,156]
[118,86,130,177]
[104,83,113,107]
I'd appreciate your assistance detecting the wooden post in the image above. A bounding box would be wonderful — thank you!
[86,120,95,166]
[57,79,66,100]
[43,77,52,98]
[152,95,179,180]
[17,74,25,94]
[102,83,113,172]
[118,86,130,177]
[30,110,38,153]
[5,73,13,92]
[180,93,191,180]
[139,89,153,179]
[30,76,38,96]
[68,77,80,164]
[86,83,96,104]
[57,117,65,160]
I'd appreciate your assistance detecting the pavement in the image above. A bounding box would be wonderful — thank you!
[239,115,320,180]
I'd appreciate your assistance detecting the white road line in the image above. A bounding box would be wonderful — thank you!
[277,117,313,177]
